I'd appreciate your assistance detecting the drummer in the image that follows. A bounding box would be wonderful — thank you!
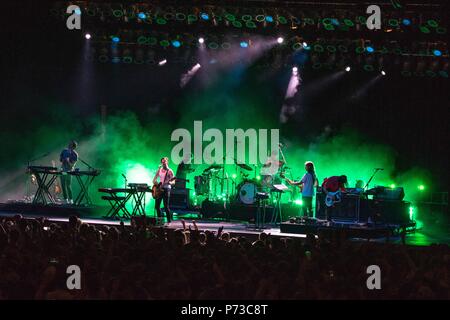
[260,150,284,187]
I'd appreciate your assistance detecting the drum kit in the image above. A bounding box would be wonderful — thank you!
[192,157,293,205]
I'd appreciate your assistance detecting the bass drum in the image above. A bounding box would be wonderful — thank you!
[238,182,257,205]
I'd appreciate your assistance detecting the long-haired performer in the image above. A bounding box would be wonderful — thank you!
[285,161,318,217]
[153,157,175,224]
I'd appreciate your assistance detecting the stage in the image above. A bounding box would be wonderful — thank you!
[1,201,448,246]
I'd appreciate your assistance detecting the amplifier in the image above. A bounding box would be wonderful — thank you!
[316,192,360,221]
[374,187,405,201]
[170,188,190,209]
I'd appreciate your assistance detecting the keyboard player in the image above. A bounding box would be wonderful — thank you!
[59,140,78,204]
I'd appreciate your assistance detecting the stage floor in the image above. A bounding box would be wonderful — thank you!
[0,210,448,246]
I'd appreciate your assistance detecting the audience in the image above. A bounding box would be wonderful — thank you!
[0,214,448,300]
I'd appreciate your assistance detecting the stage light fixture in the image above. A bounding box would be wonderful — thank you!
[277,37,284,44]
[265,16,274,22]
[138,12,146,19]
[240,41,249,48]
[172,40,181,48]
[85,33,91,40]
[345,66,351,72]
[198,37,205,44]
[112,36,120,43]
[159,59,167,66]
[75,8,82,15]
[292,66,298,73]
[418,185,425,191]
[366,46,374,53]
[381,70,386,75]
[402,18,411,26]
[201,13,210,20]
[433,49,442,56]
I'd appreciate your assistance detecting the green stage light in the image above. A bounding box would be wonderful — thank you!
[294,199,303,206]
[123,56,132,64]
[246,21,256,28]
[242,14,252,21]
[390,184,396,189]
[436,27,446,34]
[160,40,170,47]
[314,44,324,52]
[326,45,337,52]
[187,14,198,23]
[164,13,174,20]
[148,37,157,45]
[324,24,335,31]
[427,19,438,28]
[176,13,186,20]
[232,174,237,179]
[233,21,243,28]
[355,47,365,54]
[322,18,332,25]
[113,10,123,18]
[418,185,425,190]
[278,16,288,24]
[344,19,354,27]
[420,26,431,33]
[292,42,302,50]
[137,36,148,45]
[388,19,399,27]
[357,16,367,24]
[304,18,315,25]
[256,175,261,181]
[225,14,236,21]
[255,15,265,22]
[156,18,167,25]
[409,206,414,220]
[208,42,219,49]
[221,42,231,49]
[379,46,389,54]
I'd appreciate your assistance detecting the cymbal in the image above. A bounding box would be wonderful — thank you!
[236,163,252,171]
[203,164,223,172]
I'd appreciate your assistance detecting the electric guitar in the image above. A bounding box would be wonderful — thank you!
[324,190,342,207]
[151,177,189,199]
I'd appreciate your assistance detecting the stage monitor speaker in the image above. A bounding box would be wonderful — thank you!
[171,188,190,209]
[374,187,405,201]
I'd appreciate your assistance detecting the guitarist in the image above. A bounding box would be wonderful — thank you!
[153,157,175,224]
[284,161,318,217]
[322,175,347,221]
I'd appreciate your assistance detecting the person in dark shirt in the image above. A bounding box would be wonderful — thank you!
[59,141,78,204]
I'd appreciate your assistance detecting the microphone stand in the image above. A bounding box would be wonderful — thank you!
[78,157,94,171]
[364,168,382,190]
